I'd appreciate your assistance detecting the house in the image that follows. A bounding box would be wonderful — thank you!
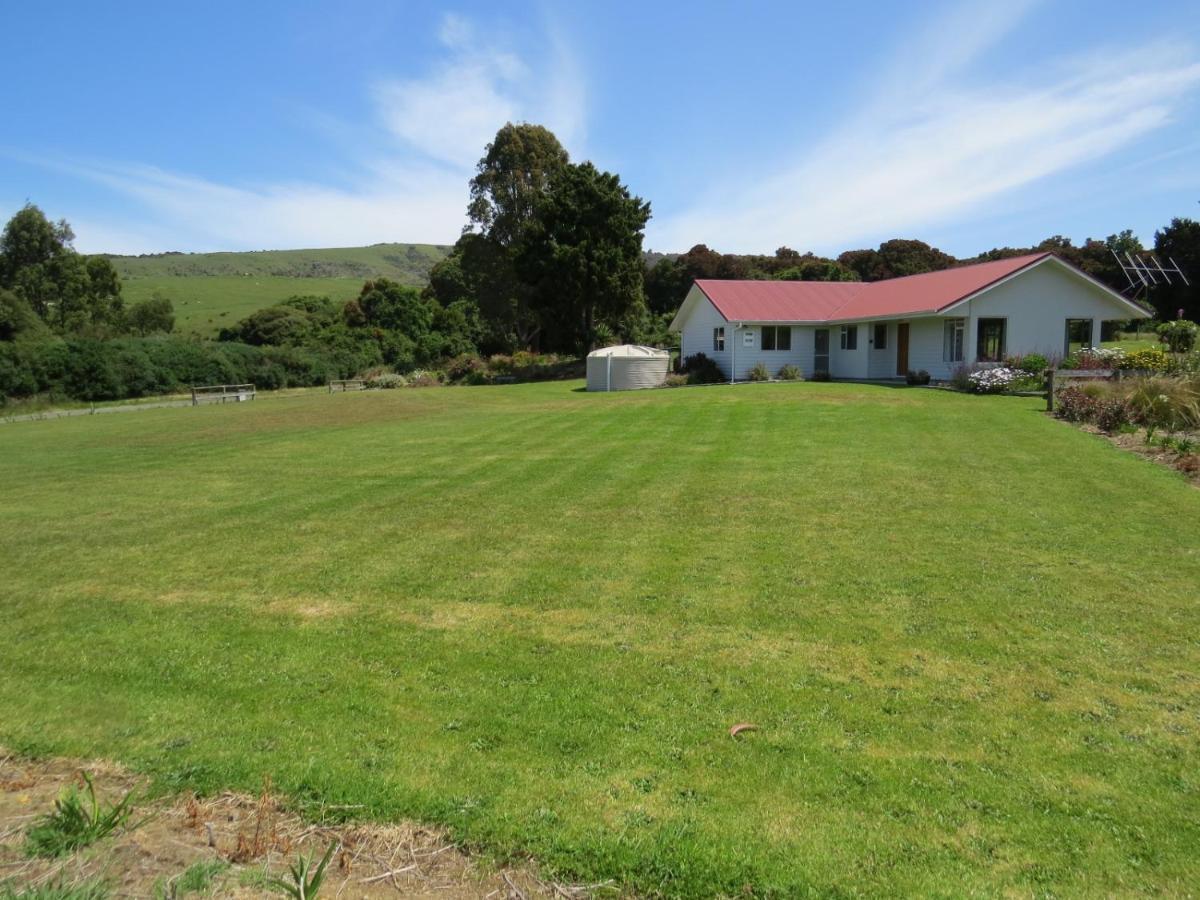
[668,253,1151,381]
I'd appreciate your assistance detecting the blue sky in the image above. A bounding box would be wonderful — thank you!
[2,0,1198,257]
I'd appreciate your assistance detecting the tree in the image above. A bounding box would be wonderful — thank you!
[467,123,569,248]
[0,203,74,285]
[518,161,651,351]
[125,294,176,335]
[0,288,48,341]
[0,204,125,334]
[1152,217,1200,321]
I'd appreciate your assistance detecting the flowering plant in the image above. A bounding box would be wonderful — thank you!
[1063,347,1123,370]
[967,366,1018,393]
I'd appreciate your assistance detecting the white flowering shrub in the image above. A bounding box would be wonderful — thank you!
[967,367,1018,393]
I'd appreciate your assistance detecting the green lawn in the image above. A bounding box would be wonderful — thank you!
[2,382,1198,896]
[111,242,451,335]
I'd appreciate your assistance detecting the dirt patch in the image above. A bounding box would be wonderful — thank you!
[1074,422,1200,485]
[0,752,613,898]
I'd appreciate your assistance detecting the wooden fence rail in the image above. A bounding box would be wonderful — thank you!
[191,384,256,406]
[328,379,365,393]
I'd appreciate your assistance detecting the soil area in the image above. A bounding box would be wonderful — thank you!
[0,751,613,899]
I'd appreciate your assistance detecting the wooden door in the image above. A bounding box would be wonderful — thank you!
[896,323,909,376]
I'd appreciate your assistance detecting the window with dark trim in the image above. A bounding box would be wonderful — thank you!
[713,326,725,352]
[1064,318,1093,356]
[943,318,965,362]
[761,325,791,351]
[873,323,887,349]
[977,318,1006,362]
[840,325,858,350]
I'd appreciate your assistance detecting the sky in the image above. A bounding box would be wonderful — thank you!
[1,0,1199,258]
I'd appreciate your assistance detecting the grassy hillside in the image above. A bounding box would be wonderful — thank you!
[2,381,1198,895]
[110,243,451,335]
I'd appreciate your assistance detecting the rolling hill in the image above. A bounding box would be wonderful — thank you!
[109,242,452,335]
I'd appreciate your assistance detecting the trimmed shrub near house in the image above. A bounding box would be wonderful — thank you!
[905,370,931,385]
[1007,353,1048,375]
[660,372,689,388]
[1157,319,1198,353]
[748,361,770,382]
[777,364,802,381]
[967,367,1018,394]
[809,370,831,382]
[679,353,725,385]
[1118,347,1170,373]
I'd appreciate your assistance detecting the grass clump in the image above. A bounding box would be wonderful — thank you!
[153,860,230,900]
[0,880,109,900]
[268,843,337,900]
[24,772,139,859]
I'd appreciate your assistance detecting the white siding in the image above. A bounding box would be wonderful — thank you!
[957,261,1130,362]
[830,324,868,378]
[728,324,813,380]
[867,322,897,379]
[678,286,731,376]
[907,318,956,380]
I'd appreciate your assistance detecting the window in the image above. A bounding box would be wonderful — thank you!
[840,325,858,350]
[713,326,725,352]
[1064,318,1093,356]
[943,318,965,362]
[761,325,791,351]
[873,323,888,350]
[977,318,1006,362]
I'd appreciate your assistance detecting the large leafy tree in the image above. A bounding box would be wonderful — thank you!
[1152,217,1200,321]
[467,123,569,248]
[0,204,126,336]
[518,162,651,351]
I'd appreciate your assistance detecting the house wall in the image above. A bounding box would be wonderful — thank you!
[678,287,731,375]
[958,261,1123,362]
[907,318,955,380]
[728,324,813,380]
[867,322,896,379]
[830,324,869,379]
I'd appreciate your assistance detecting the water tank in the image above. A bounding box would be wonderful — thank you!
[586,345,671,391]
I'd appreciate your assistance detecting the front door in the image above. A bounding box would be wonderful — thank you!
[896,323,909,376]
[814,329,829,376]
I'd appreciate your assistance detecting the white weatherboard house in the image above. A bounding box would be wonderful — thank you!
[669,253,1151,381]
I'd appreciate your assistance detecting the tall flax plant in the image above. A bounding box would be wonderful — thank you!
[1122,376,1200,432]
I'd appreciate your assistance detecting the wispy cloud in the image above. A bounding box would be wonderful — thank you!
[650,4,1200,254]
[14,11,585,255]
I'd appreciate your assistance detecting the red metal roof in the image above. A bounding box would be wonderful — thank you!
[695,253,1049,322]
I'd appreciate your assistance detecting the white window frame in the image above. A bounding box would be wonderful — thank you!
[713,326,725,352]
[943,318,965,362]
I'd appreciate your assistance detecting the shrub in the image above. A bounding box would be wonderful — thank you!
[777,364,802,381]
[809,370,831,382]
[1094,396,1132,433]
[1122,376,1200,431]
[406,369,442,387]
[679,353,725,385]
[444,353,486,383]
[660,372,689,388]
[1157,319,1198,353]
[748,361,770,382]
[1055,386,1101,423]
[949,365,974,391]
[363,372,407,389]
[1006,353,1048,375]
[1118,347,1170,372]
[905,370,931,385]
[967,367,1018,394]
[1062,347,1122,370]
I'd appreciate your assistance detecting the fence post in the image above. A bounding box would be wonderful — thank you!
[1044,368,1054,413]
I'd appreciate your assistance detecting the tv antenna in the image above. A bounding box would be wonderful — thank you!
[1112,249,1189,299]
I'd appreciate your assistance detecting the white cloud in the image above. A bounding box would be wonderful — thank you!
[650,7,1200,254]
[373,11,583,171]
[11,11,587,255]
